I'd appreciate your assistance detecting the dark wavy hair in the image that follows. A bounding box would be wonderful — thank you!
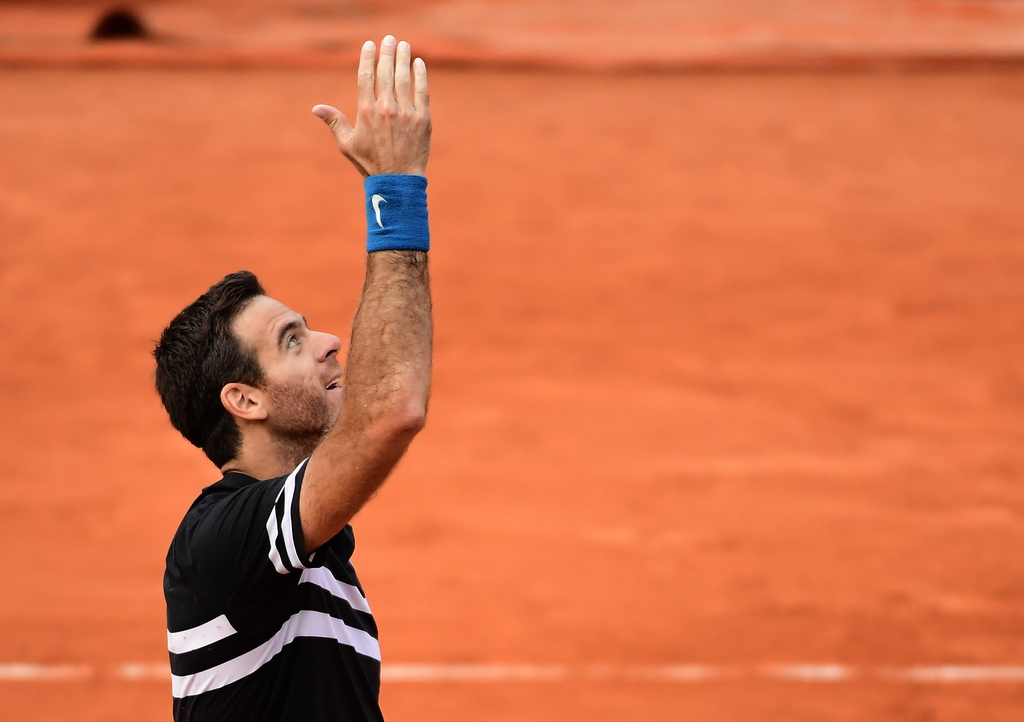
[154,271,266,467]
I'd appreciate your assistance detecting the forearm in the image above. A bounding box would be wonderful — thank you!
[344,249,432,429]
[301,249,431,549]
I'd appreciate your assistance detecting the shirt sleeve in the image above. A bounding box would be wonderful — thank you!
[182,459,321,611]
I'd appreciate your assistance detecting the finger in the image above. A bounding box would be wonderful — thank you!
[412,57,429,113]
[376,35,397,102]
[357,40,376,106]
[394,40,412,109]
[311,105,355,149]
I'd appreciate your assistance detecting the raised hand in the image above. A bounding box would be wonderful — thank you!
[312,36,431,177]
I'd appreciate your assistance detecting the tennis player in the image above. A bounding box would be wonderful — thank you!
[154,35,432,721]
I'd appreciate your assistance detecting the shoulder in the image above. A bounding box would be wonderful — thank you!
[166,472,282,562]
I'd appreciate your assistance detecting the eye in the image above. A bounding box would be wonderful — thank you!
[287,335,300,348]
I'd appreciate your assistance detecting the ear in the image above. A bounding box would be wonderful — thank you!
[220,382,269,422]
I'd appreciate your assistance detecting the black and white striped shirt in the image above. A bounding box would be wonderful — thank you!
[164,460,383,721]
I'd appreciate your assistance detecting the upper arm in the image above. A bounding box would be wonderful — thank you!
[299,412,424,553]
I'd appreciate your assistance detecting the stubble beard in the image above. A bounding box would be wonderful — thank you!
[264,378,336,469]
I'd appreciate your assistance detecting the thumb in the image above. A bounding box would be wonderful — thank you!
[311,104,354,145]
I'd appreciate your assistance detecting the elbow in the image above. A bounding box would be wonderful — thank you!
[374,395,428,441]
[351,372,430,446]
[391,402,427,436]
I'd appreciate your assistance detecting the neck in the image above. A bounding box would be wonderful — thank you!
[221,429,317,480]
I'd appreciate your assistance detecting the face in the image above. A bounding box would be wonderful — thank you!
[231,296,344,451]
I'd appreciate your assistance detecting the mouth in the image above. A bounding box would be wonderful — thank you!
[325,373,343,391]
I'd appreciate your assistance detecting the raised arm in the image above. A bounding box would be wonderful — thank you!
[300,36,432,552]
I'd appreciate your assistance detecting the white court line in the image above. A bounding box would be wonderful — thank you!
[112,663,172,681]
[3,663,1024,683]
[621,665,725,681]
[763,664,854,682]
[0,664,91,681]
[882,666,1024,682]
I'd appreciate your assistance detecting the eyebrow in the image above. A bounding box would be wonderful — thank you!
[276,315,308,350]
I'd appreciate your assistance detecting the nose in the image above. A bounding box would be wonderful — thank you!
[315,331,342,362]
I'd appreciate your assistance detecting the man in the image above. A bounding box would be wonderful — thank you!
[153,36,432,721]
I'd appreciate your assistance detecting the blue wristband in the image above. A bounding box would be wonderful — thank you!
[365,175,430,253]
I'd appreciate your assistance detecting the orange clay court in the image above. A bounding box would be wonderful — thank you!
[1,3,1024,721]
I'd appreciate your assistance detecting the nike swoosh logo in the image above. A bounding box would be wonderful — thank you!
[371,194,387,229]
